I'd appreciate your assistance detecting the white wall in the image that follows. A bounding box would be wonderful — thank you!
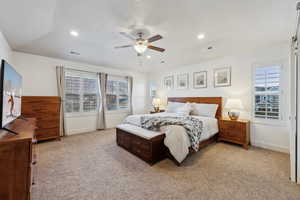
[0,31,12,63]
[148,43,290,153]
[12,52,147,134]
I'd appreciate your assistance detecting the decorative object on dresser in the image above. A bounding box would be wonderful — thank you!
[21,96,61,141]
[0,118,37,200]
[225,98,244,120]
[218,118,250,149]
[214,67,231,87]
[152,98,161,112]
[177,73,189,89]
[163,75,174,89]
[193,71,207,88]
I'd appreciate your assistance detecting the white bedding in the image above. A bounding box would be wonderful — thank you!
[120,112,218,163]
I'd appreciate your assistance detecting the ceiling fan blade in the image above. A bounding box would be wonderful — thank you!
[148,45,165,52]
[119,32,136,40]
[114,45,133,49]
[147,35,162,43]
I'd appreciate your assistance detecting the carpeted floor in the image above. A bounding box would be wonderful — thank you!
[32,129,300,200]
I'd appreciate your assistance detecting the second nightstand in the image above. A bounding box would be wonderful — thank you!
[218,118,250,149]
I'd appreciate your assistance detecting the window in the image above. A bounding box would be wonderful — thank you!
[65,70,99,114]
[254,65,281,120]
[106,76,129,111]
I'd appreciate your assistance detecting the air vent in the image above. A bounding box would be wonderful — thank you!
[70,51,80,56]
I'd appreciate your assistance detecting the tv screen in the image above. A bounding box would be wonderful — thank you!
[0,60,22,128]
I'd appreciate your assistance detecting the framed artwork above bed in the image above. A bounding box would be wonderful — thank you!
[163,76,174,89]
[177,73,189,89]
[193,71,207,89]
[214,67,231,87]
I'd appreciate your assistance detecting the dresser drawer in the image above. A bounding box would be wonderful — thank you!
[221,121,242,131]
[220,130,245,142]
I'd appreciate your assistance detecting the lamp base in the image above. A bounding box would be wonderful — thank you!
[228,111,240,120]
[154,107,160,112]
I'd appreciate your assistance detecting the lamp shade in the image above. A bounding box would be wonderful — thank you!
[225,98,244,110]
[152,98,161,107]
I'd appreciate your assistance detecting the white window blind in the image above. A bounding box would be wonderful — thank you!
[106,76,129,111]
[254,66,281,120]
[64,70,99,114]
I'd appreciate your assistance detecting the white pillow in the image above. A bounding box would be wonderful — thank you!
[175,103,192,115]
[191,103,218,118]
[165,102,185,113]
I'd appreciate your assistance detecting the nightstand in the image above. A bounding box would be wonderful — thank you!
[218,118,250,149]
[150,110,165,114]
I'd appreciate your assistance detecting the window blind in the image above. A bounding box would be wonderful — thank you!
[254,66,281,120]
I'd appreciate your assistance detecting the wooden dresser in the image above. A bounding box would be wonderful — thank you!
[22,96,61,141]
[218,118,250,149]
[0,118,37,200]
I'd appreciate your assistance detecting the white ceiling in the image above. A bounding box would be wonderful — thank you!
[0,0,297,72]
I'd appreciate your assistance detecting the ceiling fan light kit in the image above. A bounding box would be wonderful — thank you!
[134,39,148,54]
[115,29,165,55]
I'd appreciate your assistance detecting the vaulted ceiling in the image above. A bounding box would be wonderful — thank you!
[0,0,297,71]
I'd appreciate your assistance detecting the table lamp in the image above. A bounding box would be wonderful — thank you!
[152,98,161,112]
[225,98,244,120]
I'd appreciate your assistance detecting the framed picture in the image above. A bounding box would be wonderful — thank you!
[193,71,207,89]
[177,73,189,89]
[214,67,231,87]
[163,76,174,89]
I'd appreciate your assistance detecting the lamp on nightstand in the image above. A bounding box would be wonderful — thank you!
[225,98,244,120]
[152,98,161,112]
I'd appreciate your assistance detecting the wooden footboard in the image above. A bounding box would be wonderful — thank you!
[116,128,168,165]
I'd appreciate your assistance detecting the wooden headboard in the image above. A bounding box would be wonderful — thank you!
[167,97,223,120]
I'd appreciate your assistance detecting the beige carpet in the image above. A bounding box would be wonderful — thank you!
[32,129,300,200]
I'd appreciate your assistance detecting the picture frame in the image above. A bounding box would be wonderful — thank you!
[177,73,189,89]
[214,67,231,87]
[163,76,174,89]
[193,71,207,89]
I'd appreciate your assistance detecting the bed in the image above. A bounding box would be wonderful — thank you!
[116,97,222,165]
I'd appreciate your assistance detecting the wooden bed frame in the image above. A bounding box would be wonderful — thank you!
[116,97,222,165]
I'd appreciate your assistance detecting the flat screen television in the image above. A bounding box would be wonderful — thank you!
[0,60,22,131]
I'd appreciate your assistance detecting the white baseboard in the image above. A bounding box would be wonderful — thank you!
[252,141,290,153]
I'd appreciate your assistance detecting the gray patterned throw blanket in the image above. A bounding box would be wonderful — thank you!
[140,116,203,151]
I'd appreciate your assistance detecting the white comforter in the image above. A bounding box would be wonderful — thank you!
[123,112,218,163]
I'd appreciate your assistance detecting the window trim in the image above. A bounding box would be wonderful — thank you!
[251,60,285,125]
[64,69,100,117]
[105,76,130,113]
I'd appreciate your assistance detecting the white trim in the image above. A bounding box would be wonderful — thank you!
[251,61,285,124]
[252,141,290,154]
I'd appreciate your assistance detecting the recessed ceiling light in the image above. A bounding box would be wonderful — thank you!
[147,55,151,59]
[197,33,205,40]
[70,30,79,37]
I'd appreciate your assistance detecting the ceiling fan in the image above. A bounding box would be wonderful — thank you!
[115,31,165,56]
